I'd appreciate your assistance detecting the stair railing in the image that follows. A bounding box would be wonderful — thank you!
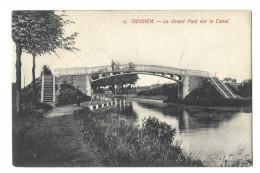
[217,79,236,98]
[209,77,228,98]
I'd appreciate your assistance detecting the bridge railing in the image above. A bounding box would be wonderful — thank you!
[53,64,210,78]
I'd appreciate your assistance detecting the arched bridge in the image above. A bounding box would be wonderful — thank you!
[52,64,211,99]
[54,64,210,80]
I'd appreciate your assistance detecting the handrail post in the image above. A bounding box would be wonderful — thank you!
[53,75,55,102]
[41,75,44,102]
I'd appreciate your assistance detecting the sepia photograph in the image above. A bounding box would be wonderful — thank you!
[11,10,252,167]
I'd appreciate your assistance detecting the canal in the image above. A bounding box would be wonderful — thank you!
[113,98,252,159]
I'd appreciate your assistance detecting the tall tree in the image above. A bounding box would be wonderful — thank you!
[12,11,78,113]
[12,11,28,115]
[12,11,79,113]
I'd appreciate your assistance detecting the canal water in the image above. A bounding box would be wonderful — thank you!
[114,98,252,159]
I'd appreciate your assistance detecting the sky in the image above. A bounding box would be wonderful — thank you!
[11,10,251,87]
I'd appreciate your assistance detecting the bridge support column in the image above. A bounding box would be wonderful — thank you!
[86,75,92,97]
[180,75,189,99]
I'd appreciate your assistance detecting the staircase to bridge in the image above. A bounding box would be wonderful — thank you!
[210,77,236,98]
[41,75,55,103]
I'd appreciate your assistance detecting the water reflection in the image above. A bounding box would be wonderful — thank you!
[114,98,252,159]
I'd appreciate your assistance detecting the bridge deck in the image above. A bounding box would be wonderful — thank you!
[53,64,210,77]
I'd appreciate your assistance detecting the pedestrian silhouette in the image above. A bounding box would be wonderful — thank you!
[76,86,81,107]
[111,60,115,71]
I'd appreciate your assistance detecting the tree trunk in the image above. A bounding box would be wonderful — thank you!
[32,53,37,103]
[15,42,22,116]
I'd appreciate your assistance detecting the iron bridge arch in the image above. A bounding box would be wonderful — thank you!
[90,71,182,83]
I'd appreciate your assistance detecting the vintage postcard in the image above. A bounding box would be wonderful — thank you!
[12,10,252,167]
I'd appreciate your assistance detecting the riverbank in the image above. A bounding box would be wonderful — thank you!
[74,107,204,167]
[134,80,251,109]
[115,95,252,113]
[74,106,252,167]
[13,101,252,167]
[115,94,166,100]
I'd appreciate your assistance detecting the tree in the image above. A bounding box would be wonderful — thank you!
[12,11,79,114]
[223,77,236,83]
[40,65,53,76]
[239,79,252,98]
[231,79,237,83]
[91,62,139,94]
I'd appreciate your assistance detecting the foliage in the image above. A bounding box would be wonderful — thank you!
[12,11,79,56]
[185,81,222,100]
[181,80,252,107]
[57,84,91,106]
[142,116,176,145]
[12,92,51,166]
[238,79,252,98]
[40,65,53,76]
[74,108,203,167]
[21,90,35,104]
[12,105,50,166]
[137,83,178,100]
[204,154,252,167]
[92,62,139,94]
[163,80,252,108]
[12,11,79,113]
[13,80,53,114]
[20,77,42,103]
[223,77,237,83]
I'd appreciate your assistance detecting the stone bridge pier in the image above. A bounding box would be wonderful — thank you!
[178,75,206,99]
[86,74,92,97]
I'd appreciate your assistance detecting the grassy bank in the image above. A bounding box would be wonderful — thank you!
[133,95,167,100]
[74,107,204,167]
[12,104,97,166]
[74,107,252,167]
[12,102,52,166]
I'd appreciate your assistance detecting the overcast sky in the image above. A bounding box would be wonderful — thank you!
[12,10,251,86]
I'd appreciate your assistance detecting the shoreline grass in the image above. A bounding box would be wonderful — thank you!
[74,107,204,167]
[74,107,252,167]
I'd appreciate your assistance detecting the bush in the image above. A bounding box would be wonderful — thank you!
[40,65,53,76]
[57,84,91,106]
[238,80,252,98]
[35,102,53,112]
[21,90,35,104]
[142,116,176,145]
[58,90,77,105]
[13,101,48,166]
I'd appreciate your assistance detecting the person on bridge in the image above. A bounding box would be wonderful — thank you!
[111,60,115,72]
[76,86,81,107]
